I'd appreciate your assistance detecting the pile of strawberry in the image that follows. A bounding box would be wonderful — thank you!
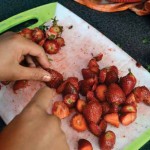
[51,54,150,150]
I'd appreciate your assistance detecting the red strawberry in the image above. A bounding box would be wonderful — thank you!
[45,69,63,89]
[108,66,118,75]
[104,113,119,127]
[105,70,118,85]
[52,101,70,119]
[55,37,65,47]
[71,114,87,132]
[13,80,28,93]
[99,131,116,150]
[120,104,137,113]
[83,101,102,123]
[109,104,119,113]
[95,84,107,102]
[43,40,59,54]
[19,28,33,40]
[88,121,102,136]
[99,119,107,133]
[120,69,136,96]
[38,38,46,46]
[106,83,126,105]
[63,82,78,96]
[88,58,99,69]
[63,94,78,108]
[120,113,137,126]
[99,68,107,83]
[125,92,137,107]
[78,139,93,150]
[94,53,103,62]
[86,91,98,102]
[109,0,141,3]
[56,80,68,94]
[82,68,96,79]
[101,102,110,115]
[67,77,79,92]
[133,86,150,105]
[76,99,86,113]
[1,81,10,85]
[32,27,44,43]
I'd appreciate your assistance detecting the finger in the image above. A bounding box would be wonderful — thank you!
[18,36,50,68]
[25,55,36,68]
[16,66,51,82]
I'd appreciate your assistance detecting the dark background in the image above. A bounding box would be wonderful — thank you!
[0,0,150,149]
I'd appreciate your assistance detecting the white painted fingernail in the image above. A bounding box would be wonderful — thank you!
[43,75,51,82]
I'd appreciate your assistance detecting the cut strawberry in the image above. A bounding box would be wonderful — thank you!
[120,104,137,113]
[56,80,68,94]
[101,102,110,115]
[120,69,136,96]
[125,92,137,107]
[104,113,119,127]
[99,119,107,133]
[106,83,126,105]
[94,53,103,62]
[38,38,46,46]
[99,68,107,83]
[71,114,87,132]
[43,40,59,54]
[105,70,118,85]
[95,84,107,102]
[32,27,45,43]
[45,69,63,89]
[88,58,99,69]
[82,68,96,79]
[13,80,28,93]
[76,99,86,113]
[52,101,70,119]
[78,139,93,150]
[99,131,116,150]
[109,104,119,113]
[109,0,141,3]
[63,94,78,108]
[120,113,137,126]
[67,77,79,92]
[55,37,65,47]
[83,101,102,123]
[19,28,33,40]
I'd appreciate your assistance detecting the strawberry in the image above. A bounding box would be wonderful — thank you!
[125,92,137,107]
[88,120,107,136]
[52,101,70,119]
[99,68,107,83]
[76,99,86,113]
[63,94,78,108]
[120,104,137,113]
[88,58,99,74]
[109,104,119,113]
[43,40,59,54]
[78,139,93,150]
[32,27,45,43]
[95,84,107,102]
[55,37,65,47]
[120,113,137,126]
[13,80,28,93]
[67,77,79,92]
[88,121,102,136]
[83,101,102,123]
[45,69,63,89]
[19,28,33,40]
[99,131,116,150]
[82,68,96,79]
[56,80,68,94]
[101,102,110,115]
[120,69,136,96]
[105,70,118,85]
[108,66,118,75]
[104,113,119,127]
[38,38,46,46]
[71,114,87,132]
[93,53,103,62]
[106,83,126,105]
[86,91,98,102]
[63,82,78,96]
[133,86,150,104]
[1,81,10,85]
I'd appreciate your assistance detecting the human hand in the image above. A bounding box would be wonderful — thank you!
[0,32,51,82]
[0,86,69,150]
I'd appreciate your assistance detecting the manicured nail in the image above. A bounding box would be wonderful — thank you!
[43,75,51,82]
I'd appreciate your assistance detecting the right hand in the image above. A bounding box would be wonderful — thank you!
[0,86,69,150]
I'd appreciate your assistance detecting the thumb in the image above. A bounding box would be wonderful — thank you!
[16,66,52,82]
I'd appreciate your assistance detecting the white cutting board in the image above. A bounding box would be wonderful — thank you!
[0,3,150,150]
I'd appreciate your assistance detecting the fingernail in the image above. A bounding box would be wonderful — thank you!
[42,75,51,82]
